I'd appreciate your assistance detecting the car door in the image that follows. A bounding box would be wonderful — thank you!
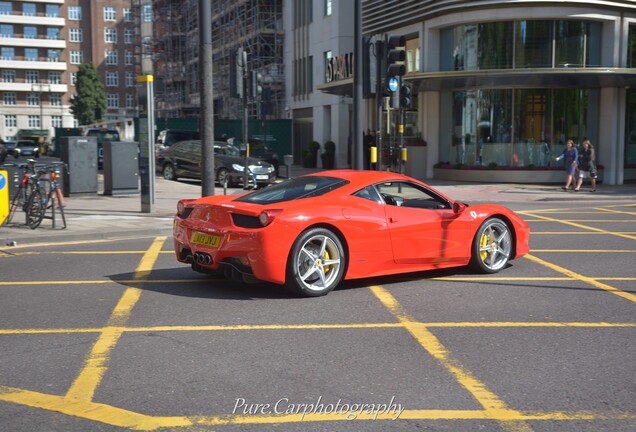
[378,181,473,265]
[176,141,201,178]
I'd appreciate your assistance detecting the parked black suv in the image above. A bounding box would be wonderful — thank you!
[158,140,276,188]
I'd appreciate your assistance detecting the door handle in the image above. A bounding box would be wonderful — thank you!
[388,217,398,223]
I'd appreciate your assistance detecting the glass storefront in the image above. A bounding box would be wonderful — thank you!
[626,90,636,167]
[442,19,602,70]
[442,88,599,168]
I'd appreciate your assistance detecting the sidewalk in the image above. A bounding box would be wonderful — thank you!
[2,166,635,246]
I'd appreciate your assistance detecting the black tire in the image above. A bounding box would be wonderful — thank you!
[217,168,234,187]
[162,163,177,181]
[26,188,46,229]
[285,228,346,297]
[470,217,512,273]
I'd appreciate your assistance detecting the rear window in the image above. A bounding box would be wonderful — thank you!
[235,176,349,204]
[86,129,120,142]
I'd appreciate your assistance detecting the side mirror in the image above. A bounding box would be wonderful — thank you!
[453,201,467,214]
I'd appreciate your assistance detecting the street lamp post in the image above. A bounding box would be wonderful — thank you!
[32,83,50,141]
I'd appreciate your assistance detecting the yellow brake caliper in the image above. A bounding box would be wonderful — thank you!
[323,250,331,274]
[479,232,489,262]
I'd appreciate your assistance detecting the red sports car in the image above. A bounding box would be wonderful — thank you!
[173,170,530,297]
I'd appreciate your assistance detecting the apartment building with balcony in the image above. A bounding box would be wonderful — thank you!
[0,0,140,145]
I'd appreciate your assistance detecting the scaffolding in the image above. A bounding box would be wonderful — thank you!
[152,0,285,121]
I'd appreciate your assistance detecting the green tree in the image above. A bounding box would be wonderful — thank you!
[70,63,106,126]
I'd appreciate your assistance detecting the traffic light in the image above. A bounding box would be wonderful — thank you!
[400,82,412,109]
[386,35,406,78]
[252,71,263,99]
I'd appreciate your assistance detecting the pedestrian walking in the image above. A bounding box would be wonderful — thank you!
[574,139,597,192]
[555,139,579,191]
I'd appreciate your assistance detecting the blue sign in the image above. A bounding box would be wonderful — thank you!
[388,77,399,92]
[0,172,6,190]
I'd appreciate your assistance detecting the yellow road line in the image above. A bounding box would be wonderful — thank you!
[530,250,636,253]
[597,207,636,216]
[369,286,532,432]
[524,254,636,303]
[2,385,634,430]
[522,212,636,241]
[1,321,634,336]
[524,219,636,223]
[65,236,166,403]
[532,232,636,235]
[0,279,216,286]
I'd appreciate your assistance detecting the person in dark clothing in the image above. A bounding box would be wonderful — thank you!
[575,139,597,192]
[555,139,578,191]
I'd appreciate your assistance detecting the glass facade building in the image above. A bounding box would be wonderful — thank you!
[358,0,636,184]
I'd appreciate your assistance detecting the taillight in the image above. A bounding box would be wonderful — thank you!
[177,199,194,217]
[258,209,282,227]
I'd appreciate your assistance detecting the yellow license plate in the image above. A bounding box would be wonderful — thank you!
[190,232,220,247]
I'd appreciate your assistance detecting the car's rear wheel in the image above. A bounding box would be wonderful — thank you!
[470,217,512,273]
[163,163,177,181]
[217,168,234,187]
[286,228,346,297]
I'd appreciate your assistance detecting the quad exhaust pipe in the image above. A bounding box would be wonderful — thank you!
[194,252,212,265]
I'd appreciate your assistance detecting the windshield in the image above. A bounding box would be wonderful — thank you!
[235,176,349,204]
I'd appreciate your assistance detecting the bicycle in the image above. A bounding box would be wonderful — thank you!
[2,158,40,227]
[25,162,67,229]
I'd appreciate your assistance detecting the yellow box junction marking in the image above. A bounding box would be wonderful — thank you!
[65,237,165,403]
[0,229,635,430]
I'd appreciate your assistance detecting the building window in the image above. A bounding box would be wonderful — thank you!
[125,50,134,66]
[406,38,420,73]
[48,71,61,84]
[5,114,16,128]
[124,29,133,44]
[27,92,40,106]
[104,6,116,21]
[46,27,60,40]
[629,25,636,68]
[142,36,151,58]
[0,2,11,15]
[3,92,16,105]
[143,4,152,22]
[22,3,35,16]
[325,0,332,16]
[107,93,119,108]
[126,93,135,108]
[105,28,117,44]
[45,4,59,18]
[69,6,81,20]
[1,70,15,82]
[50,93,61,107]
[69,28,82,43]
[0,24,13,37]
[106,71,118,87]
[71,72,77,86]
[106,50,118,65]
[123,8,132,22]
[26,70,39,83]
[126,72,135,87]
[294,56,313,96]
[24,26,37,39]
[442,19,601,71]
[324,51,332,83]
[51,115,62,128]
[1,47,14,60]
[70,50,83,64]
[48,49,60,62]
[25,48,38,61]
[28,115,40,128]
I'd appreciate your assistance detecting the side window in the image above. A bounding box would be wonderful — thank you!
[375,182,451,209]
[353,185,382,203]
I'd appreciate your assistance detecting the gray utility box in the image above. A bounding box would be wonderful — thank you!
[59,136,98,197]
[103,141,139,195]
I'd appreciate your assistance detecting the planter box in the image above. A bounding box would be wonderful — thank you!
[433,167,603,184]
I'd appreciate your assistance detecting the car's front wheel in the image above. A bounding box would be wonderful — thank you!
[163,163,177,181]
[470,217,512,273]
[285,228,346,297]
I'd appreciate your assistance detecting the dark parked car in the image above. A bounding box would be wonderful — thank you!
[156,129,200,151]
[159,140,276,188]
[14,140,40,158]
[0,141,7,163]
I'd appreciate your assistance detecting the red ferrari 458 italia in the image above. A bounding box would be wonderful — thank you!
[173,170,530,297]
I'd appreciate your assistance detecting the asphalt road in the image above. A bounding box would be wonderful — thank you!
[0,200,634,432]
